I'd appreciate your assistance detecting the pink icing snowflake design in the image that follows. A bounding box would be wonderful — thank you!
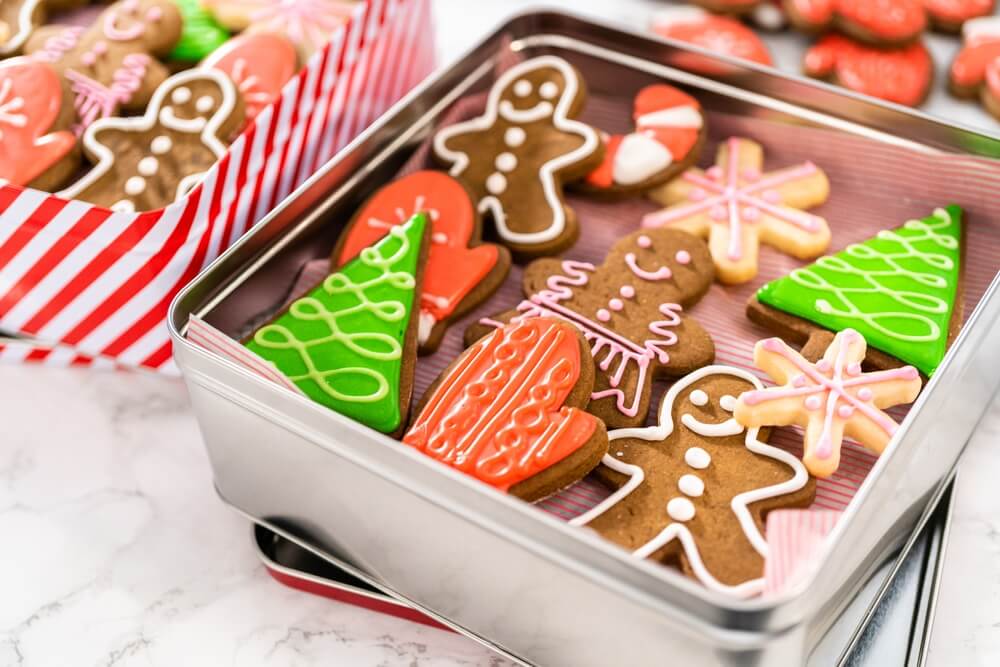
[734,329,922,478]
[249,0,358,59]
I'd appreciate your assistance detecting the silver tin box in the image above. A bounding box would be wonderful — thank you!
[169,11,1000,666]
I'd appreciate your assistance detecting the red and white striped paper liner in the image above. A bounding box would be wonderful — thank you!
[763,509,843,596]
[0,0,433,374]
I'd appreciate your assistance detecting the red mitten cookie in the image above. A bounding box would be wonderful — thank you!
[573,365,814,598]
[332,170,511,354]
[404,317,608,502]
[804,34,933,106]
[580,84,706,197]
[925,0,994,33]
[784,0,927,46]
[651,8,774,67]
[467,228,716,429]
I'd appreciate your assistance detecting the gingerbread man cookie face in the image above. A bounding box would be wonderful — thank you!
[59,68,244,212]
[573,366,814,598]
[784,0,926,46]
[644,137,831,285]
[433,56,603,258]
[467,228,716,429]
[26,0,182,131]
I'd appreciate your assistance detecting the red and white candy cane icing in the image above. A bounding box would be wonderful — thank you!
[586,84,703,189]
[952,17,1000,89]
[643,137,825,262]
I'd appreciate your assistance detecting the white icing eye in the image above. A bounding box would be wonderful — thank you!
[539,81,559,99]
[720,395,737,412]
[124,176,145,195]
[495,152,517,172]
[195,95,215,113]
[667,497,695,522]
[137,157,158,176]
[689,389,708,407]
[505,127,525,147]
[171,86,192,104]
[513,79,532,97]
[150,135,172,154]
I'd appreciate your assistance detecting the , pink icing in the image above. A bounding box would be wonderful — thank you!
[675,250,691,264]
[742,334,919,460]
[597,308,611,322]
[637,234,652,248]
[66,53,150,134]
[642,137,826,261]
[609,298,624,311]
[620,285,635,298]
[847,362,861,376]
[625,252,673,281]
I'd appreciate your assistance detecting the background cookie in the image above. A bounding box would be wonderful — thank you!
[690,0,764,15]
[784,0,926,46]
[651,7,774,68]
[433,55,603,259]
[950,17,1000,118]
[331,170,511,354]
[926,0,995,33]
[404,317,608,502]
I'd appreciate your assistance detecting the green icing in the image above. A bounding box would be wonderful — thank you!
[757,205,963,377]
[246,213,427,433]
[169,0,231,62]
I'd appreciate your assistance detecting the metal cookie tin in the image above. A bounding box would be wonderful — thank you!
[169,11,1000,666]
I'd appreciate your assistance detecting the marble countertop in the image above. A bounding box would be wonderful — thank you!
[3,1,1000,665]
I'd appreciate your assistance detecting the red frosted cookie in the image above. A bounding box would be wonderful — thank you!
[784,0,927,46]
[804,34,933,107]
[580,84,706,197]
[925,0,995,33]
[690,0,765,15]
[651,7,774,68]
[951,16,1000,116]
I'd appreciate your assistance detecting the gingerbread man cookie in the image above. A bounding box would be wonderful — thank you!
[25,0,183,132]
[58,68,244,212]
[466,228,716,429]
[433,56,603,258]
[580,84,706,197]
[0,57,77,190]
[784,0,927,46]
[734,330,922,478]
[644,137,831,285]
[0,0,42,56]
[573,366,814,598]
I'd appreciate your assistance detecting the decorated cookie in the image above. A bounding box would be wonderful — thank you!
[58,68,244,211]
[573,365,814,597]
[950,17,1000,116]
[0,57,78,190]
[247,213,429,436]
[749,206,964,377]
[404,317,608,501]
[433,56,604,258]
[169,0,230,62]
[202,0,358,64]
[25,0,183,132]
[752,0,788,30]
[784,0,927,46]
[804,35,933,107]
[690,0,765,14]
[734,330,922,478]
[579,84,706,197]
[332,171,511,354]
[0,0,43,56]
[925,0,994,33]
[644,137,831,285]
[201,32,297,128]
[466,229,716,429]
[651,7,774,67]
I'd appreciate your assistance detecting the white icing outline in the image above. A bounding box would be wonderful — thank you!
[0,0,42,55]
[571,365,810,599]
[433,56,600,246]
[58,69,237,205]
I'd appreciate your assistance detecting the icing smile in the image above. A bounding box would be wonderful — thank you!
[160,107,207,132]
[681,413,745,437]
[499,100,553,123]
[104,13,146,41]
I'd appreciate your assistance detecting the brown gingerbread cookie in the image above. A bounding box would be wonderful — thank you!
[432,55,603,258]
[466,228,716,430]
[0,0,44,56]
[572,365,815,597]
[404,317,609,502]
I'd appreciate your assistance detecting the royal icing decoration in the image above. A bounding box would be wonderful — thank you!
[202,32,297,126]
[651,8,774,67]
[404,318,601,492]
[573,365,810,598]
[735,331,922,478]
[247,213,426,434]
[336,171,504,349]
[58,68,241,211]
[644,137,831,285]
[787,0,926,43]
[0,0,41,55]
[805,35,932,107]
[0,58,76,187]
[433,55,601,254]
[584,84,704,192]
[756,206,963,377]
[171,0,231,61]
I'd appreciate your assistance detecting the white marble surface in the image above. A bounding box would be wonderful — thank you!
[2,1,1000,665]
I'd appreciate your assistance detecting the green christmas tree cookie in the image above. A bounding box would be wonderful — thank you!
[246,213,428,434]
[170,0,231,62]
[756,206,963,377]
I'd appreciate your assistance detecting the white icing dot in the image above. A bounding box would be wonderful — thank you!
[689,389,708,407]
[151,136,172,154]
[539,81,559,99]
[667,497,695,522]
[513,79,532,97]
[137,157,158,176]
[720,395,737,412]
[195,95,215,113]
[124,176,146,195]
[110,200,135,212]
[171,86,192,104]
[678,474,704,497]
[486,172,506,195]
[495,152,517,172]
[505,127,526,147]
[685,447,711,469]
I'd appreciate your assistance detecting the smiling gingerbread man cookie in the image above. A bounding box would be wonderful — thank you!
[433,55,603,258]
